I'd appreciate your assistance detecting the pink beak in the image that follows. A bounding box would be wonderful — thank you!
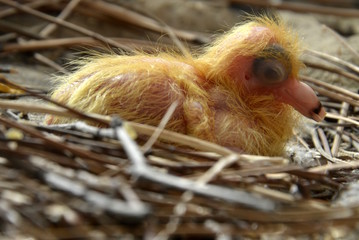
[274,79,326,122]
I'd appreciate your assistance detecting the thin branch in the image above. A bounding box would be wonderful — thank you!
[0,75,109,126]
[331,102,350,157]
[1,37,165,53]
[231,0,359,18]
[114,121,276,210]
[39,0,81,37]
[304,60,359,83]
[305,49,359,75]
[322,24,359,60]
[0,0,132,51]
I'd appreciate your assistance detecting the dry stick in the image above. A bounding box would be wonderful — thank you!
[301,75,359,101]
[325,112,359,127]
[305,49,359,76]
[0,32,16,42]
[307,83,359,108]
[311,128,334,163]
[322,24,359,60]
[317,127,332,158]
[0,75,109,126]
[198,154,301,203]
[115,121,276,211]
[0,0,132,52]
[39,0,81,37]
[309,159,359,173]
[17,37,67,73]
[31,0,81,73]
[0,116,118,165]
[0,20,45,40]
[1,37,165,53]
[294,131,311,151]
[80,0,208,43]
[126,3,192,57]
[0,100,233,156]
[304,61,359,83]
[0,0,58,18]
[141,101,179,153]
[231,0,359,18]
[196,154,241,185]
[331,102,350,157]
[34,53,66,73]
[311,128,349,164]
[30,157,149,218]
[327,129,359,152]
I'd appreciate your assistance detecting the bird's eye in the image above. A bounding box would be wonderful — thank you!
[253,58,288,84]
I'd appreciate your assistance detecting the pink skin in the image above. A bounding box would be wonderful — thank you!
[226,26,326,121]
[272,79,326,121]
[241,63,326,122]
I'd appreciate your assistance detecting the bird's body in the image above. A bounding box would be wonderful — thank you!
[46,16,325,156]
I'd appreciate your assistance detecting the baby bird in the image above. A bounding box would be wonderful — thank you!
[46,15,326,156]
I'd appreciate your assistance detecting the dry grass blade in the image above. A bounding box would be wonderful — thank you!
[0,75,109,126]
[38,0,81,38]
[304,61,359,83]
[231,0,359,17]
[305,49,359,75]
[322,24,359,60]
[0,0,58,18]
[331,102,350,156]
[80,0,209,43]
[1,37,164,53]
[141,101,179,153]
[0,0,133,51]
[301,75,359,101]
[0,99,233,156]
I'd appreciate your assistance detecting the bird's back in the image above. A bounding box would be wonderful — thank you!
[46,54,210,135]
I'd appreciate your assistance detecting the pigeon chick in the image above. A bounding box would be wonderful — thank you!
[46,15,326,156]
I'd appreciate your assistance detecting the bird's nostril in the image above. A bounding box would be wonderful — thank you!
[313,102,323,115]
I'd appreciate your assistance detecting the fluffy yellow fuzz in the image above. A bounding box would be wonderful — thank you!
[47,15,303,156]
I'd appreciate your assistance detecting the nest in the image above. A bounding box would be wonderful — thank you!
[0,0,359,239]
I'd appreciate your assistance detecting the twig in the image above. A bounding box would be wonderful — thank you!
[80,0,209,44]
[126,3,192,57]
[325,112,359,127]
[309,159,358,173]
[231,0,359,18]
[17,37,68,73]
[114,120,276,210]
[317,127,332,157]
[0,75,109,126]
[34,53,68,74]
[304,61,359,83]
[39,0,81,38]
[0,99,234,156]
[196,154,241,185]
[305,49,359,75]
[1,37,165,53]
[0,0,58,18]
[0,20,45,40]
[141,101,179,153]
[306,83,359,108]
[311,128,345,164]
[0,116,119,165]
[0,0,132,51]
[331,102,350,157]
[23,0,81,73]
[322,24,359,60]
[44,172,148,217]
[301,75,359,101]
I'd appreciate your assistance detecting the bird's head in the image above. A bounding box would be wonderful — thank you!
[201,15,326,122]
